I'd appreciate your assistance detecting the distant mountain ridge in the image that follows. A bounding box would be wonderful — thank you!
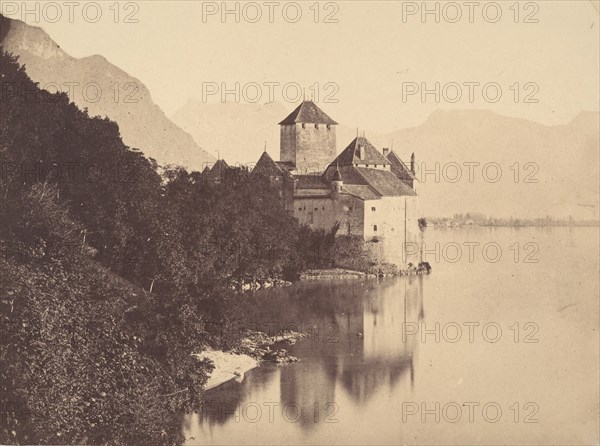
[173,101,599,219]
[1,15,596,219]
[373,109,599,219]
[0,14,215,169]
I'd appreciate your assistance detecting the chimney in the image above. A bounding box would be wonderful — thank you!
[410,152,415,174]
[382,148,389,157]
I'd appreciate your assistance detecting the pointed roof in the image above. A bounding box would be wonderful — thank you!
[210,159,229,175]
[386,150,415,181]
[278,101,338,125]
[332,136,389,167]
[252,151,294,180]
[201,166,211,175]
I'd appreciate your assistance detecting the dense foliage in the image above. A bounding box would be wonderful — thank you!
[0,50,346,444]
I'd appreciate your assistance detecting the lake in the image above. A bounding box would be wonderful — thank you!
[183,227,600,445]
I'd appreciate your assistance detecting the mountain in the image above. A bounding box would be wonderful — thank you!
[173,100,599,219]
[369,109,599,219]
[0,15,215,169]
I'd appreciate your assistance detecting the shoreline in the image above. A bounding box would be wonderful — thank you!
[194,330,307,391]
[300,265,431,280]
[193,350,259,391]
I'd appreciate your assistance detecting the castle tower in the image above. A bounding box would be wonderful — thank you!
[279,101,337,174]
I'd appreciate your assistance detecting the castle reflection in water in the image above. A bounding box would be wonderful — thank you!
[187,275,425,431]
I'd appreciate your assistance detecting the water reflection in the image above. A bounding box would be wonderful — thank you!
[183,227,600,445]
[184,274,425,439]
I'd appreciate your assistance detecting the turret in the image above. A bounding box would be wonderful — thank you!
[331,167,343,199]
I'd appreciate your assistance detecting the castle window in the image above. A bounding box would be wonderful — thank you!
[314,207,318,211]
[349,206,353,212]
[327,124,331,130]
[374,164,378,168]
[302,123,306,129]
[315,124,319,129]
[298,207,302,211]
[373,225,378,232]
[371,207,376,212]
[322,206,325,210]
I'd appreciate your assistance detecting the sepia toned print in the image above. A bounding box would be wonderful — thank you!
[0,1,598,445]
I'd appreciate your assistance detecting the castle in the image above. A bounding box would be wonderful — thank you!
[204,101,420,265]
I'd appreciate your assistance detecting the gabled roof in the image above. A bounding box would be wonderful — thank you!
[323,163,416,199]
[342,184,380,200]
[279,101,338,125]
[333,137,390,167]
[354,168,416,197]
[201,166,211,175]
[386,150,415,181]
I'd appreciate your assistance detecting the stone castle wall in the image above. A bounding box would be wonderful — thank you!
[295,123,336,173]
[280,123,336,173]
[280,124,296,165]
[293,193,365,238]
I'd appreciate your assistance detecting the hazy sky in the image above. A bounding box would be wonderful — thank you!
[7,1,600,132]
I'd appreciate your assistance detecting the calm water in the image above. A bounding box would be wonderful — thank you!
[183,227,599,445]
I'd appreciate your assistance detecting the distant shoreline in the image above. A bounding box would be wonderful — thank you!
[426,223,600,228]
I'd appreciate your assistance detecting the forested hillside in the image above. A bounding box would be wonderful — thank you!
[0,50,342,444]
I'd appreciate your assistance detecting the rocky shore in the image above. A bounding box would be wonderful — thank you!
[194,330,307,390]
[235,330,307,364]
[230,277,292,292]
[300,262,432,280]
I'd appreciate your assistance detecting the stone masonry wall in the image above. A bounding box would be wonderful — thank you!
[295,123,336,173]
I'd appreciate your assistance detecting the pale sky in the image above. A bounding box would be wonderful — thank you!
[6,1,600,132]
